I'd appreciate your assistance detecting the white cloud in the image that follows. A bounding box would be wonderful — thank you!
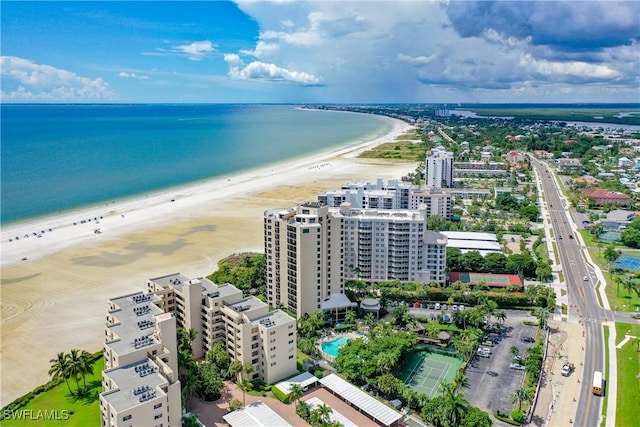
[520,54,620,80]
[240,41,279,58]
[118,71,149,79]
[397,53,438,66]
[174,40,215,61]
[224,55,322,86]
[147,40,215,61]
[232,1,638,102]
[0,56,112,101]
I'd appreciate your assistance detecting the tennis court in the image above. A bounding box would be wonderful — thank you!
[614,255,640,272]
[599,231,621,243]
[449,272,523,288]
[397,350,462,397]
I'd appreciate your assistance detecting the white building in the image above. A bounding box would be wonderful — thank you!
[336,204,447,284]
[441,231,502,256]
[100,293,182,427]
[264,203,344,318]
[318,179,452,219]
[425,146,454,188]
[265,202,449,317]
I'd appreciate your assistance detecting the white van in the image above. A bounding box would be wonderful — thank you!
[435,303,441,310]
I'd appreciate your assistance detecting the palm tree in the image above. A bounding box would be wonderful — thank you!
[453,372,469,390]
[363,313,376,329]
[534,307,550,330]
[613,274,624,298]
[495,310,507,325]
[66,349,85,394]
[238,379,253,405]
[312,403,333,425]
[48,352,72,394]
[604,246,619,275]
[229,360,243,383]
[511,387,532,411]
[376,352,397,374]
[438,384,469,427]
[181,368,199,409]
[623,279,635,298]
[345,310,357,325]
[289,384,303,406]
[77,350,94,390]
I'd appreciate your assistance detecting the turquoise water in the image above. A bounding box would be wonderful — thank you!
[0,104,392,224]
[321,336,349,357]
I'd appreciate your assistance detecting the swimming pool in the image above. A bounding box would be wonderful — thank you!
[321,336,349,358]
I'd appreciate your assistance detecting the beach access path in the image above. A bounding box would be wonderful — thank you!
[0,117,415,406]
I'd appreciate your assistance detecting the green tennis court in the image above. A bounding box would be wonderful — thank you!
[397,350,462,397]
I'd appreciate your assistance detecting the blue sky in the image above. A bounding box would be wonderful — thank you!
[1,1,639,103]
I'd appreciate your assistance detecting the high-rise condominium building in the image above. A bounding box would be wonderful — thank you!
[264,203,448,318]
[335,204,447,284]
[318,179,452,220]
[425,146,454,188]
[264,203,344,319]
[100,293,182,427]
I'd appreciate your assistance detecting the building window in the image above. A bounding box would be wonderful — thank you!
[153,403,162,409]
[303,229,310,234]
[154,414,162,420]
[123,415,132,421]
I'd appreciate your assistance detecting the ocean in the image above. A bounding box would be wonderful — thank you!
[1,104,392,224]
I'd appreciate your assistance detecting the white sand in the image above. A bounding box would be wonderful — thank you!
[0,116,417,406]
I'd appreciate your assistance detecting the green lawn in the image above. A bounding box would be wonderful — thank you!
[615,322,640,427]
[2,358,103,427]
[585,245,640,312]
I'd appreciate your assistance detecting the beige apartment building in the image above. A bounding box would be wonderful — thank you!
[146,274,297,384]
[264,203,344,319]
[318,179,452,220]
[100,293,182,427]
[101,276,297,426]
[336,204,447,284]
[264,202,448,318]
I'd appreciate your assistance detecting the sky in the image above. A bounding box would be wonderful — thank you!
[1,1,639,104]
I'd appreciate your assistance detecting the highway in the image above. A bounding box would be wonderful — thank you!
[531,158,606,426]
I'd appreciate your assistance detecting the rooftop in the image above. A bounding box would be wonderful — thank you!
[223,401,292,427]
[101,359,168,412]
[319,374,402,426]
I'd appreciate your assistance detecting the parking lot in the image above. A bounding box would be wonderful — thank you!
[392,303,540,418]
[462,310,539,416]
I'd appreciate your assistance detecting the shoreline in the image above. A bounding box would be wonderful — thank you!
[0,114,404,268]
[0,115,416,406]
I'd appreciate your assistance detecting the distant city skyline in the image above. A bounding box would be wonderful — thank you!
[1,1,639,104]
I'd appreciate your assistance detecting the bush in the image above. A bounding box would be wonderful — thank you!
[494,411,522,426]
[271,385,290,403]
[511,409,525,423]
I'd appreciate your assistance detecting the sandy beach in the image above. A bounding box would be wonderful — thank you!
[0,116,416,406]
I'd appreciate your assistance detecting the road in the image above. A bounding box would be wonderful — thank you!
[531,158,606,426]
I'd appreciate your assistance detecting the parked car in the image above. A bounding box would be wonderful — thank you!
[521,336,535,343]
[510,363,525,370]
[452,304,458,311]
[428,302,435,309]
[442,303,448,310]
[435,303,441,310]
